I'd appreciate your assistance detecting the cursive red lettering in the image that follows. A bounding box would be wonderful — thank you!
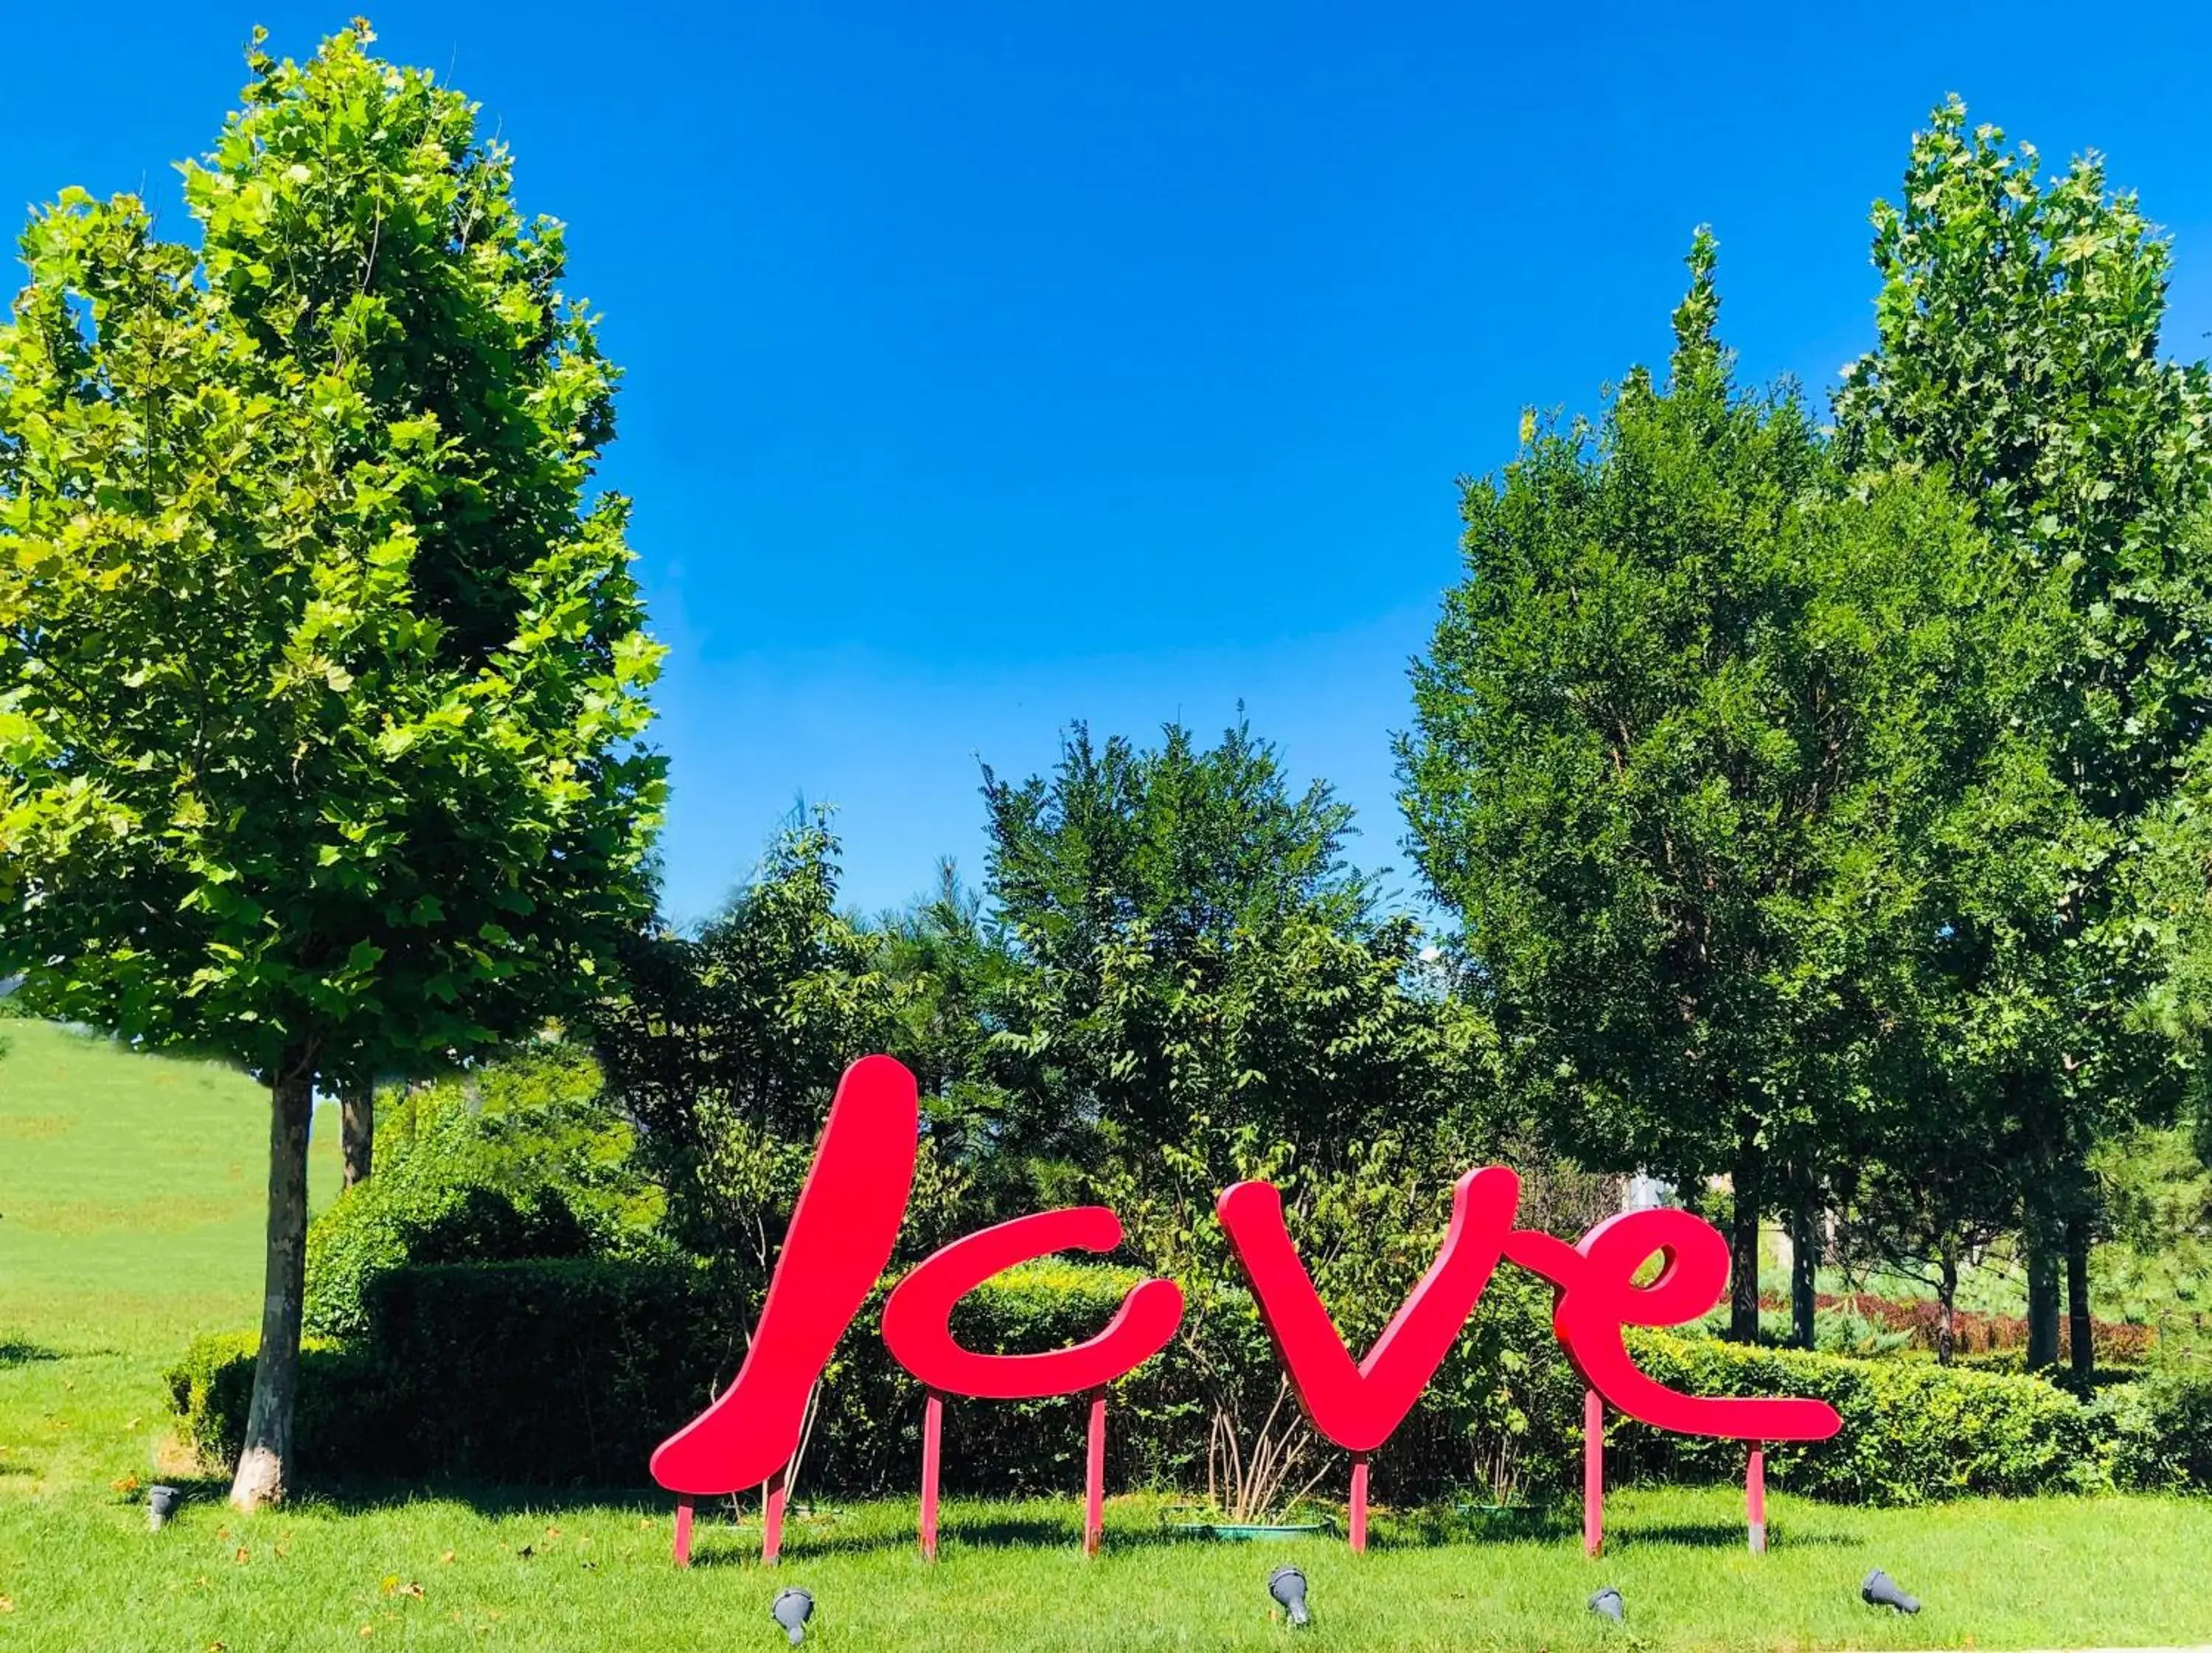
[1502,1209,1842,1441]
[650,1055,921,1497]
[882,1207,1184,1398]
[1216,1168,1521,1453]
[646,1046,1846,1497]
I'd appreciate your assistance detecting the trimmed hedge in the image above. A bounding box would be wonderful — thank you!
[165,1331,386,1475]
[303,1045,658,1341]
[168,1259,1200,1494]
[1612,1332,2107,1503]
[167,1257,2211,1506]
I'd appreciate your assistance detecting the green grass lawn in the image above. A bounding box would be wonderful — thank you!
[4,1018,2210,1651]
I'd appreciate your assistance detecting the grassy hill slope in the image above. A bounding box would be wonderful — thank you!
[1,1019,340,1321]
[1,1017,339,1503]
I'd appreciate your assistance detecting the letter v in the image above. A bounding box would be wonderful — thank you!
[649,1054,919,1497]
[1216,1167,1520,1453]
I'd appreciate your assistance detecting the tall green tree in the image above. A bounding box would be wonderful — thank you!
[1835,98,2212,1372]
[181,23,655,1188]
[1399,232,2001,1341]
[0,27,664,1506]
[982,718,1488,1195]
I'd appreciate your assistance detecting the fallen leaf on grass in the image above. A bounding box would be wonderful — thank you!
[440,1550,455,1565]
[0,1594,14,1612]
[111,1475,141,1493]
[233,1548,248,1565]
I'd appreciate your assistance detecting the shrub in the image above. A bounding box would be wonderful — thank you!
[173,1259,1198,1494]
[823,1262,1193,1500]
[361,1257,731,1484]
[1091,1134,1586,1518]
[2105,1371,2212,1492]
[1613,1332,2107,1504]
[305,1043,660,1339]
[164,1331,389,1474]
[1380,1267,1585,1507]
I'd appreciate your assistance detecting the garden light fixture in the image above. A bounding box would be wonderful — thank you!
[1588,1587,1624,1621]
[771,1587,814,1645]
[1862,1570,1921,1614]
[146,1485,182,1531]
[1269,1564,1311,1626]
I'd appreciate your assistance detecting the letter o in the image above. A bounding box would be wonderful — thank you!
[881,1208,1184,1399]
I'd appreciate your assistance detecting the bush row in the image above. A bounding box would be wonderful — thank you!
[167,1256,2211,1505]
[1611,1333,2105,1503]
[174,1259,1208,1494]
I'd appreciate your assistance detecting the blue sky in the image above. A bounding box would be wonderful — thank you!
[7,4,2212,926]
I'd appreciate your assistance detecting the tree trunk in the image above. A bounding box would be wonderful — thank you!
[2066,1212,2094,1387]
[2025,1216,2061,1372]
[229,1047,316,1511]
[1729,1138,1763,1344]
[340,1079,373,1190]
[1936,1244,1958,1366]
[1790,1191,1819,1351]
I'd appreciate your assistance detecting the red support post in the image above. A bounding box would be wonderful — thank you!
[1583,1388,1604,1559]
[673,1497,694,1568]
[919,1390,943,1562]
[1747,1445,1767,1554]
[1084,1388,1107,1556]
[1348,1454,1370,1553]
[762,1466,788,1567]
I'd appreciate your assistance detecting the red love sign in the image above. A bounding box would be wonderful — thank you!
[650,1056,1840,1502]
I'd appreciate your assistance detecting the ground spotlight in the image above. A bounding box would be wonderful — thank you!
[1588,1587,1624,1622]
[1861,1570,1921,1614]
[1268,1564,1311,1626]
[146,1485,182,1531]
[771,1586,814,1645]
